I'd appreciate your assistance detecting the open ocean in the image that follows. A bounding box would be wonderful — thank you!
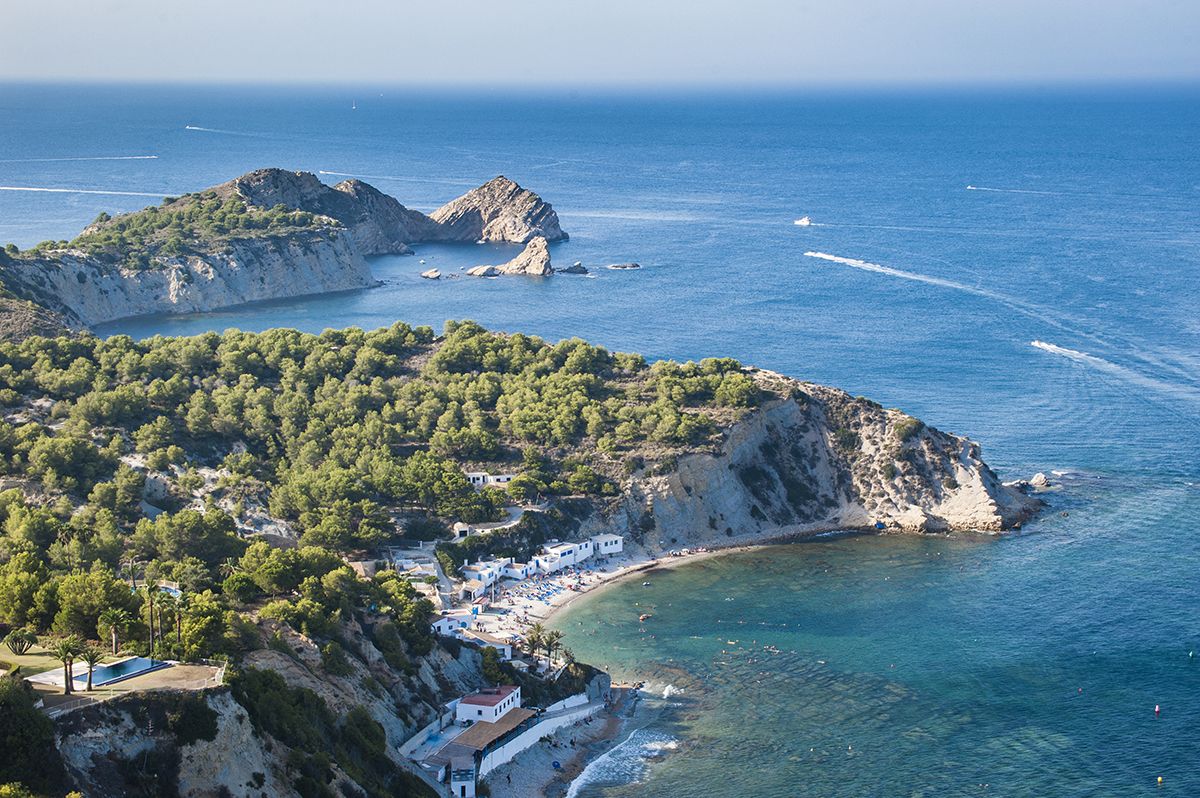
[2,84,1198,795]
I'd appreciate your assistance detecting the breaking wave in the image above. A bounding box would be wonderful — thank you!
[564,729,679,798]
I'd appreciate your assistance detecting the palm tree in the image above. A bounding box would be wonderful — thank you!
[98,608,131,655]
[49,636,83,695]
[544,629,565,666]
[144,588,158,663]
[3,628,37,656]
[78,646,106,692]
[218,557,240,580]
[524,623,546,661]
[120,557,143,589]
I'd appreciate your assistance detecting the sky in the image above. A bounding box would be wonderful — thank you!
[2,0,1198,87]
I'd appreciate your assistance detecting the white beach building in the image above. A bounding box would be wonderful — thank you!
[590,533,624,556]
[501,561,532,580]
[455,685,522,724]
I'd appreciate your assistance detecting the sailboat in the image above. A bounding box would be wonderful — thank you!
[351,100,357,111]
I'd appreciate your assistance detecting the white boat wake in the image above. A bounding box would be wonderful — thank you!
[802,252,1199,404]
[0,155,158,163]
[0,185,169,198]
[316,170,475,187]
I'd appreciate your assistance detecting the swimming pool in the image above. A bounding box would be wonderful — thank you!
[31,655,169,688]
[78,656,168,687]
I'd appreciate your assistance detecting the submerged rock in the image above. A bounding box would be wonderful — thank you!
[430,176,567,244]
[606,262,641,270]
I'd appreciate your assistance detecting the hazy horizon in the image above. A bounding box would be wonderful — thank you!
[3,0,1198,87]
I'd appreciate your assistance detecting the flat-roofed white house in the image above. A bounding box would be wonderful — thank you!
[501,561,532,580]
[591,533,624,556]
[538,541,594,571]
[461,629,513,661]
[455,685,522,724]
[465,471,516,490]
[432,611,473,637]
[531,552,564,574]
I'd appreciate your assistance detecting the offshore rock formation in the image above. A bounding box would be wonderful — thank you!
[3,231,375,327]
[468,236,554,277]
[571,372,1042,550]
[430,176,567,244]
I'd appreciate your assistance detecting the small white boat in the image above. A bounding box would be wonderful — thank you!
[794,216,812,226]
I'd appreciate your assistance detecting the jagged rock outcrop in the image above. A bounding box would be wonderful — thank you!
[574,373,1041,550]
[430,176,567,244]
[3,231,376,326]
[468,236,554,277]
[223,169,439,255]
[559,260,588,274]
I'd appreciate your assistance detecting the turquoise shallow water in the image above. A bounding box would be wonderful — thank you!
[1,84,1198,795]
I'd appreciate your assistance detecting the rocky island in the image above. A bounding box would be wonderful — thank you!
[0,170,567,331]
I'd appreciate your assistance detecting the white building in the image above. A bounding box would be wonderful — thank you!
[432,612,474,637]
[455,685,522,724]
[534,541,594,573]
[531,552,564,574]
[465,472,516,490]
[450,756,476,798]
[591,533,624,556]
[462,629,513,661]
[501,561,532,580]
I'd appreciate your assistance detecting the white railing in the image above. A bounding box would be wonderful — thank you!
[45,688,119,718]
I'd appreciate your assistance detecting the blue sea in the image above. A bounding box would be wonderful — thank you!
[2,84,1198,795]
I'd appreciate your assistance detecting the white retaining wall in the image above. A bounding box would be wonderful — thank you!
[543,693,589,714]
[478,701,603,778]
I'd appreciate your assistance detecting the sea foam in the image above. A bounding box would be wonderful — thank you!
[564,728,679,798]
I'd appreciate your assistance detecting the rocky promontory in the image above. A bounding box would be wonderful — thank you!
[430,176,567,244]
[0,169,569,331]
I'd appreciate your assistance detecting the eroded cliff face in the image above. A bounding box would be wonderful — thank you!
[581,374,1041,550]
[3,231,376,326]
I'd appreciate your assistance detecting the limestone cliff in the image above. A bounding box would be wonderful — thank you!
[430,176,567,244]
[2,230,376,327]
[571,372,1041,550]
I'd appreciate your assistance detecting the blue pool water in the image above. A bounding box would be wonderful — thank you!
[76,656,165,687]
[1,84,1198,794]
